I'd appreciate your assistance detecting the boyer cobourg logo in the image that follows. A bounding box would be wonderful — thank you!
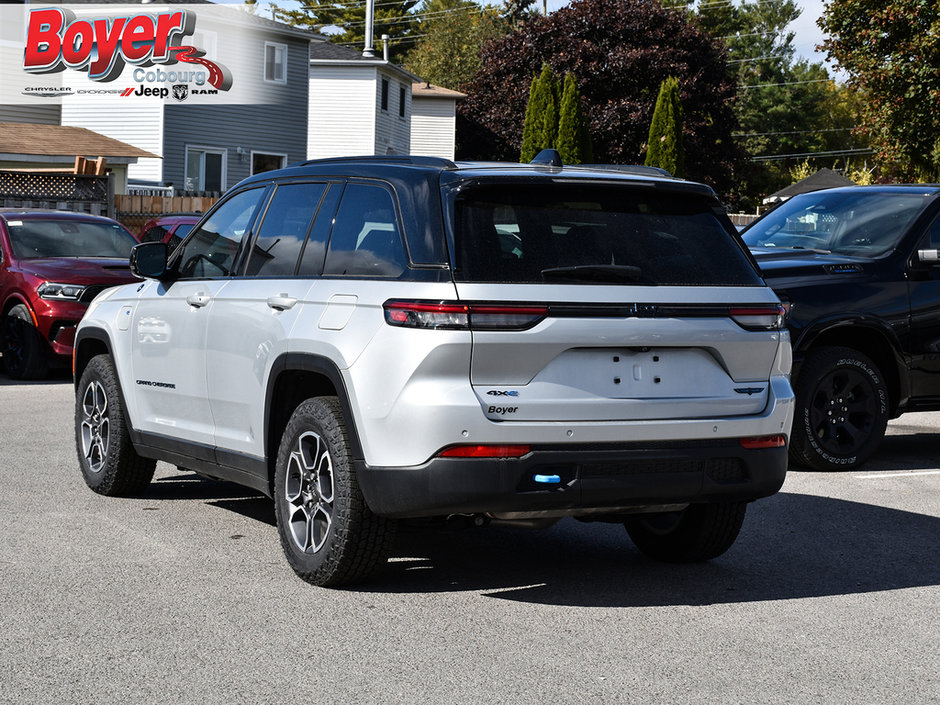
[22,7,232,92]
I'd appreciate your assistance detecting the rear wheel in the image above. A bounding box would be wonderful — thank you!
[625,502,747,562]
[274,397,395,587]
[790,346,888,471]
[2,304,48,380]
[75,354,156,495]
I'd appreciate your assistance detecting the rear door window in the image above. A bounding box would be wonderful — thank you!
[451,183,762,286]
[140,225,168,243]
[323,182,408,277]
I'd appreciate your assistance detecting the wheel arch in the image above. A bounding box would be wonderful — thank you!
[2,293,36,323]
[793,318,906,416]
[73,326,114,390]
[264,353,364,495]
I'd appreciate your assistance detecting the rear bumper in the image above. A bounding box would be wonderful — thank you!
[356,439,787,518]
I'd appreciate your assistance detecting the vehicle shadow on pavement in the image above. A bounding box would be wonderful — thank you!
[146,473,276,526]
[361,492,940,606]
[862,431,940,472]
[0,369,72,386]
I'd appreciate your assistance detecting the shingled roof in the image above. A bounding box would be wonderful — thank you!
[0,123,159,161]
[763,168,855,204]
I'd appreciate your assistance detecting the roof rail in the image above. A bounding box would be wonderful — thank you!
[574,164,674,178]
[298,155,457,169]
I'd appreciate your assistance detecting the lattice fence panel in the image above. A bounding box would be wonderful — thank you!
[0,171,109,202]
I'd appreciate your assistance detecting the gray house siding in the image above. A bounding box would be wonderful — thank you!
[162,33,309,192]
[0,105,61,125]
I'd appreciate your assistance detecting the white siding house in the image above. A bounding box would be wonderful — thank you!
[61,93,165,184]
[410,83,465,161]
[307,44,419,159]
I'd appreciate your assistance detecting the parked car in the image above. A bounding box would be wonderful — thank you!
[742,184,940,471]
[73,153,793,586]
[138,213,201,253]
[0,209,140,379]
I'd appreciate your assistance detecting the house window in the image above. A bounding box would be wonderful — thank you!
[265,42,287,83]
[381,78,389,111]
[251,152,287,175]
[399,84,406,118]
[185,146,226,192]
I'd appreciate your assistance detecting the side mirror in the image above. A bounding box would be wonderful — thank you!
[130,242,169,279]
[916,249,940,265]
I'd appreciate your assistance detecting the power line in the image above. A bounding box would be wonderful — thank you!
[751,148,873,162]
[740,78,832,89]
[734,127,858,137]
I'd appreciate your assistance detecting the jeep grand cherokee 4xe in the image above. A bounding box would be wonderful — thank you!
[73,154,794,586]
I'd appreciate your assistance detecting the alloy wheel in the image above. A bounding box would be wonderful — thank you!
[80,381,110,473]
[285,431,335,554]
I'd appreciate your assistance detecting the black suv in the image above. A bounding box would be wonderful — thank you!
[742,184,940,471]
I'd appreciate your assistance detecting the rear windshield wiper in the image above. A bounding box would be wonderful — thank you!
[541,264,644,283]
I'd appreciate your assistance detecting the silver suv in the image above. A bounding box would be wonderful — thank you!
[74,154,794,586]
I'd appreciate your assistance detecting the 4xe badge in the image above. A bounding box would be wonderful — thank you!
[486,390,520,397]
[172,84,189,102]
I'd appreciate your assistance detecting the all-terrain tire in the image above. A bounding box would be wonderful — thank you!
[625,502,747,562]
[75,354,156,495]
[790,346,889,471]
[2,304,48,380]
[274,397,396,587]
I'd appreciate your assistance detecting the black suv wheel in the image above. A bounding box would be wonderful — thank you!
[274,397,395,586]
[2,304,48,380]
[790,346,889,471]
[625,502,747,562]
[75,354,156,495]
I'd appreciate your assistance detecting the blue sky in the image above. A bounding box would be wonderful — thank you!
[789,0,828,65]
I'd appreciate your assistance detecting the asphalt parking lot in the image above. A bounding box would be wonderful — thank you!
[1,375,938,704]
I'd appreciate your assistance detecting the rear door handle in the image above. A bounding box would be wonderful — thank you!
[186,294,211,308]
[267,295,297,311]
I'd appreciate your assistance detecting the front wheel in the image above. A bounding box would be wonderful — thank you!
[790,346,889,471]
[274,397,395,587]
[75,354,156,495]
[625,502,747,562]
[2,304,48,380]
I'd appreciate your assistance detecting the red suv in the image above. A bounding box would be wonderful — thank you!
[0,209,140,379]
[138,213,201,253]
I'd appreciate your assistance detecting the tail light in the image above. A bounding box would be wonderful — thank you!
[740,435,787,449]
[384,301,547,331]
[439,444,531,458]
[729,304,787,331]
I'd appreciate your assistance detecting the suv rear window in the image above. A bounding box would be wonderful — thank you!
[452,183,761,286]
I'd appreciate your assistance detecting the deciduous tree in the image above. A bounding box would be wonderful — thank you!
[458,0,741,194]
[821,0,940,179]
[404,1,505,90]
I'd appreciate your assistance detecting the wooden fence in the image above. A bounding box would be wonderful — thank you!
[729,213,759,228]
[0,170,114,216]
[115,194,219,235]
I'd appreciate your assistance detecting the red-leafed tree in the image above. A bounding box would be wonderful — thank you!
[457,0,744,195]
